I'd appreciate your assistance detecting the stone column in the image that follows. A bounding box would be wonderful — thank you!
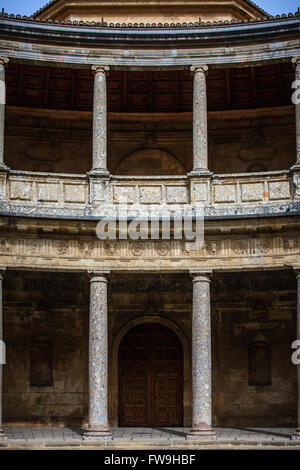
[0,57,9,170]
[187,270,216,440]
[292,267,300,440]
[190,65,210,175]
[0,269,6,440]
[90,65,110,175]
[83,271,111,440]
[291,58,300,170]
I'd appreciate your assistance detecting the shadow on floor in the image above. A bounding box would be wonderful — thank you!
[227,426,291,439]
[152,427,187,437]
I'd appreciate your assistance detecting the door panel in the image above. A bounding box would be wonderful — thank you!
[119,323,183,427]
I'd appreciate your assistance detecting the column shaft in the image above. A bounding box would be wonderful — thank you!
[292,269,300,439]
[84,271,111,439]
[190,65,210,174]
[0,269,6,440]
[0,57,9,169]
[91,65,109,175]
[188,271,216,439]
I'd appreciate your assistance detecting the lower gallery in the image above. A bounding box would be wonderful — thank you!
[1,270,297,430]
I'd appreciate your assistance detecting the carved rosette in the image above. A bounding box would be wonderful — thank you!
[130,242,143,257]
[55,241,68,255]
[104,242,118,256]
[156,242,170,257]
[0,239,11,253]
[79,241,94,256]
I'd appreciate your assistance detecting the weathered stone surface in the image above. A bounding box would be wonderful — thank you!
[292,268,300,440]
[190,65,209,174]
[0,270,298,427]
[188,271,216,439]
[84,271,111,440]
[0,57,8,170]
[91,66,109,174]
[0,269,6,440]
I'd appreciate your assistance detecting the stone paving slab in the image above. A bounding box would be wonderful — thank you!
[0,427,299,448]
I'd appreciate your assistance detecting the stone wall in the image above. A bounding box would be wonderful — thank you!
[4,106,295,175]
[1,270,297,426]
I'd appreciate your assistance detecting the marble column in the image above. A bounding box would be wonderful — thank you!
[187,270,216,440]
[291,58,300,170]
[90,65,110,175]
[190,65,210,175]
[292,267,300,440]
[0,57,9,170]
[83,271,111,440]
[0,269,6,440]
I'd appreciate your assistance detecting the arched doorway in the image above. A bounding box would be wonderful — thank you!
[118,323,183,427]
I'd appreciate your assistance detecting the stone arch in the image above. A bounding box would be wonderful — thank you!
[114,148,187,176]
[109,315,191,427]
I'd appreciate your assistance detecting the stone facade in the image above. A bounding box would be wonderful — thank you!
[0,4,300,440]
[0,270,297,428]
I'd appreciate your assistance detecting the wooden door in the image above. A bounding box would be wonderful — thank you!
[118,323,183,427]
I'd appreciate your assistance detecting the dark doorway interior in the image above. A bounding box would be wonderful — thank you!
[118,323,183,427]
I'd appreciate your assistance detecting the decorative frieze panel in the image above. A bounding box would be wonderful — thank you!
[0,230,298,272]
[8,172,89,207]
[268,180,291,201]
[240,183,264,202]
[139,186,162,204]
[214,184,236,203]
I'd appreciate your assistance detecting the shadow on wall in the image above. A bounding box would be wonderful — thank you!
[114,148,187,176]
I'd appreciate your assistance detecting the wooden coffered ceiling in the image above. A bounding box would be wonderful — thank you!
[6,62,294,113]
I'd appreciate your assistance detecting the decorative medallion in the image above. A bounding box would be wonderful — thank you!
[0,239,11,252]
[55,241,68,255]
[130,242,143,257]
[79,241,94,256]
[156,242,170,257]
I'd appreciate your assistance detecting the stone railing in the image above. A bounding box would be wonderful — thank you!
[0,169,298,218]
[3,170,89,206]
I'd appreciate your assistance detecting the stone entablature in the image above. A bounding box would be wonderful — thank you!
[0,170,298,219]
[0,215,298,272]
[1,17,300,68]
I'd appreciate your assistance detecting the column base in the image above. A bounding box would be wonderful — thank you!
[188,168,213,177]
[187,424,217,440]
[83,427,112,440]
[291,428,300,440]
[0,163,9,172]
[0,427,7,441]
[290,163,300,171]
[88,168,110,177]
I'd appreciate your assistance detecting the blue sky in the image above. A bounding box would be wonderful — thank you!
[0,1,299,17]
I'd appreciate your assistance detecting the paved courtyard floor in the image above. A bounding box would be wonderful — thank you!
[0,426,298,444]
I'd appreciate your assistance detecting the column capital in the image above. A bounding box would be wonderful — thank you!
[294,267,300,278]
[0,57,9,66]
[0,268,5,281]
[88,270,110,283]
[292,57,300,67]
[190,64,208,74]
[190,270,212,282]
[91,65,110,74]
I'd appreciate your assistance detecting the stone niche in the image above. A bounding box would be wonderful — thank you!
[1,269,297,427]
